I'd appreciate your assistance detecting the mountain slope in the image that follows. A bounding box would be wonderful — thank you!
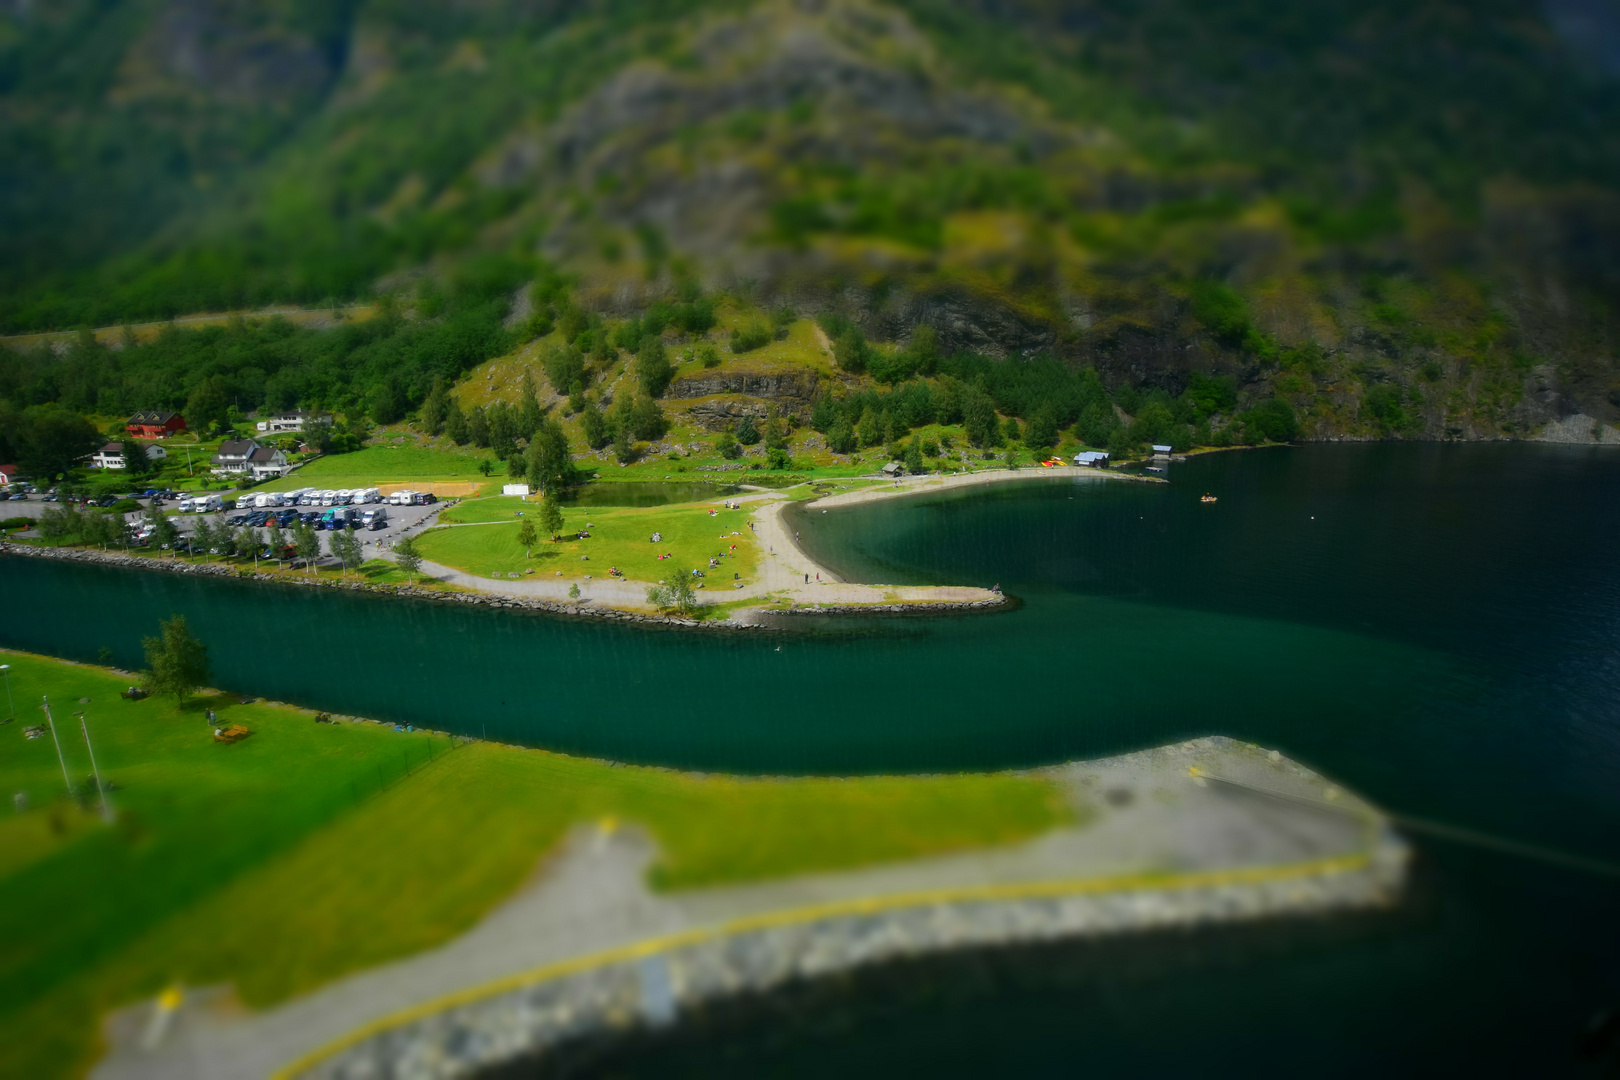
[2,0,1618,438]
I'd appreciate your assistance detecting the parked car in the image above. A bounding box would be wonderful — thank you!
[41,493,58,502]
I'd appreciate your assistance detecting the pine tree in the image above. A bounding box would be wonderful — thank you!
[421,377,449,435]
[445,397,469,444]
[517,371,543,437]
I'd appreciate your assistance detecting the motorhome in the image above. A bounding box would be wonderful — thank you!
[319,491,336,506]
[361,507,388,530]
[194,494,223,513]
[355,487,381,505]
[387,489,413,506]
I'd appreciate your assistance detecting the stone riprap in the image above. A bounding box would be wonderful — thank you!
[302,837,1404,1080]
[89,736,1409,1080]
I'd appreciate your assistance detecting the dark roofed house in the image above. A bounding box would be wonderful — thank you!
[212,439,290,480]
[246,445,290,480]
[0,465,18,485]
[211,439,258,475]
[91,443,126,469]
[125,411,186,439]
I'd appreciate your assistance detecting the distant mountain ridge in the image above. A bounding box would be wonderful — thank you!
[2,0,1618,437]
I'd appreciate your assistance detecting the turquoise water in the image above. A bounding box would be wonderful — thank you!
[4,443,1619,1074]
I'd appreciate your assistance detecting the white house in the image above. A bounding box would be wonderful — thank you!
[256,411,333,434]
[245,445,291,480]
[89,442,167,470]
[212,439,289,479]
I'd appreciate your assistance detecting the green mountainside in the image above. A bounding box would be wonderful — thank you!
[3,0,1619,461]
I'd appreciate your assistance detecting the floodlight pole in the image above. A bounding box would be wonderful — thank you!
[41,696,73,799]
[76,711,113,822]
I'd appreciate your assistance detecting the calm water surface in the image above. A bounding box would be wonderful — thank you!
[4,443,1618,1074]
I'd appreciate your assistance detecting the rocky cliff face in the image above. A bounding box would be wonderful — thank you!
[666,370,819,403]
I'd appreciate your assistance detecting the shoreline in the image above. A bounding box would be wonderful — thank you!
[85,733,1404,1080]
[2,466,1148,624]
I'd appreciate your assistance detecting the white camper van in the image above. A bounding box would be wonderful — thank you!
[361,506,388,530]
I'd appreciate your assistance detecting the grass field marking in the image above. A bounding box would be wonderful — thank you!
[271,848,1374,1079]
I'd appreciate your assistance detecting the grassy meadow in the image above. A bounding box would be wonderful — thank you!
[0,649,1069,1080]
[419,496,762,583]
[260,441,498,493]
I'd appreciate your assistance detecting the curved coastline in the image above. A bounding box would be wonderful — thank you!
[1,467,1149,624]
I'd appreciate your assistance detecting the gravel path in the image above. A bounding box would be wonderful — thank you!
[92,737,1403,1080]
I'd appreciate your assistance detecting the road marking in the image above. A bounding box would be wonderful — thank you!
[271,849,1373,1078]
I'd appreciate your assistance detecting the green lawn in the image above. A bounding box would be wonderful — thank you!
[420,497,762,584]
[0,649,1070,1080]
[259,442,496,492]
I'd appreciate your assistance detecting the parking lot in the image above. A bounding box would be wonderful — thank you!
[3,487,449,564]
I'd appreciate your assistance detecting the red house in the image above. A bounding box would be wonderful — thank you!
[125,411,187,439]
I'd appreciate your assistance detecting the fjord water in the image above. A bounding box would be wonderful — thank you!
[4,443,1618,1073]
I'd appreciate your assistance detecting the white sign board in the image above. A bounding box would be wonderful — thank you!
[502,483,531,497]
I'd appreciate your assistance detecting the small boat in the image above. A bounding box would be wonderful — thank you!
[1200,494,1218,504]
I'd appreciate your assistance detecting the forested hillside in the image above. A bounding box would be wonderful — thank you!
[3,0,1618,459]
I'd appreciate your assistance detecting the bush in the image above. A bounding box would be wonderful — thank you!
[735,415,760,445]
[716,431,741,459]
[1241,398,1299,442]
[766,447,792,469]
[542,344,587,395]
[729,320,772,353]
[698,342,721,368]
[1361,384,1409,431]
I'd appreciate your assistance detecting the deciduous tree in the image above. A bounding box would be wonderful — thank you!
[142,615,210,705]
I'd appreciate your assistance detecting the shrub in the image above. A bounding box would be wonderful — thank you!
[736,415,760,445]
[1241,398,1299,442]
[729,320,772,353]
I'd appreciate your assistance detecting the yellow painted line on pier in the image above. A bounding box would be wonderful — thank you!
[270,849,1372,1079]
